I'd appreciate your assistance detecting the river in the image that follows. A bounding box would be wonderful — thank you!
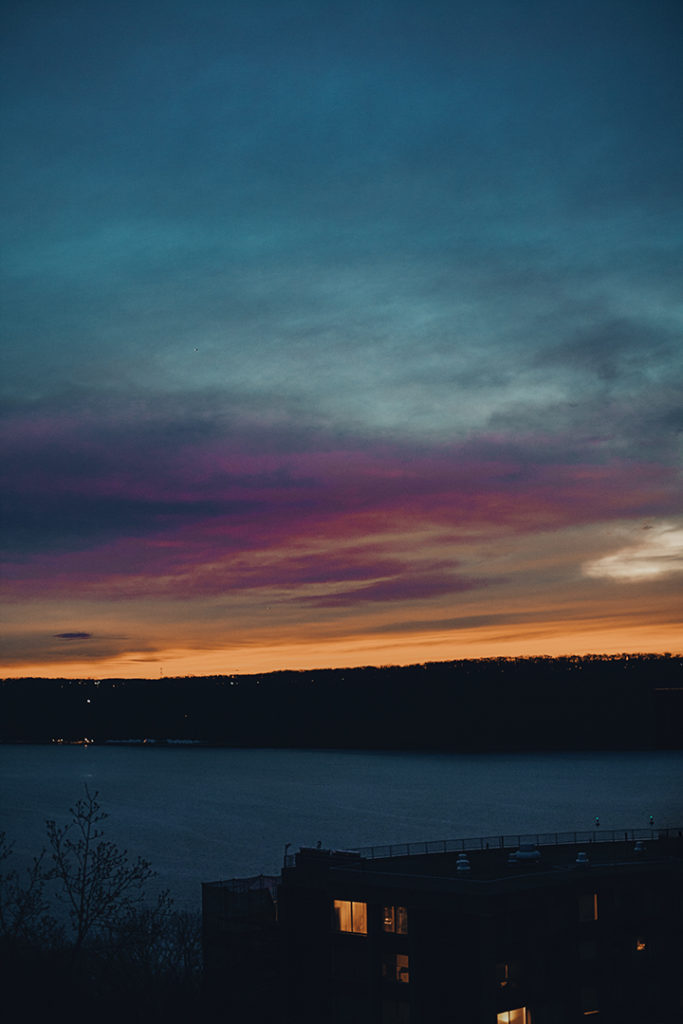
[1,745,681,912]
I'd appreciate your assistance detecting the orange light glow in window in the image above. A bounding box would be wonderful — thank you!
[496,1009,529,1024]
[333,899,367,934]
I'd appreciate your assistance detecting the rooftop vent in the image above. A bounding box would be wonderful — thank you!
[455,853,471,875]
[508,844,541,865]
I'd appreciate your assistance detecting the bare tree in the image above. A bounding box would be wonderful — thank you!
[2,791,204,1020]
[46,786,158,960]
[0,832,58,946]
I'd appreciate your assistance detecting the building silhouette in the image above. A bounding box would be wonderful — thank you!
[203,827,683,1023]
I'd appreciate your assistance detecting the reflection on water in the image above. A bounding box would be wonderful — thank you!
[1,746,682,911]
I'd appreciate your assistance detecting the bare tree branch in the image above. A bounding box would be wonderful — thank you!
[0,832,58,945]
[46,786,156,958]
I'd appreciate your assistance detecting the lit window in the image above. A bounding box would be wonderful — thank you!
[496,1009,529,1024]
[635,936,646,952]
[382,953,410,984]
[579,893,598,922]
[383,905,408,934]
[333,900,367,935]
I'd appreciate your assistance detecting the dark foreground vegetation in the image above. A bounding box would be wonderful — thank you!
[2,654,681,750]
[0,789,212,1023]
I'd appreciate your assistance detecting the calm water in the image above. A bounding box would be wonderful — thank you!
[2,745,682,912]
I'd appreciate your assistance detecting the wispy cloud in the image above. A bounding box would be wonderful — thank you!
[1,0,681,673]
[583,521,683,582]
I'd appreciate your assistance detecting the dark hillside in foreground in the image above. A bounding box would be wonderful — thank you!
[1,654,681,750]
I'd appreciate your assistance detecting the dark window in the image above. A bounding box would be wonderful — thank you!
[382,997,410,1024]
[382,953,410,984]
[496,961,520,988]
[580,985,599,1015]
[579,893,598,922]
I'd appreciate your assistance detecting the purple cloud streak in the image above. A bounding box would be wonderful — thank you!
[2,400,680,604]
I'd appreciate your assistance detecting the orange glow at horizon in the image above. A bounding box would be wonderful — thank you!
[3,619,681,680]
[2,517,681,680]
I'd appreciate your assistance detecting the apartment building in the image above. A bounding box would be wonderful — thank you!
[203,828,683,1023]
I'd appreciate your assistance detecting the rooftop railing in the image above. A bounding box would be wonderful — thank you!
[204,873,280,893]
[347,826,682,862]
[210,826,683,874]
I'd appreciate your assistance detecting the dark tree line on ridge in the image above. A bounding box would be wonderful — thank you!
[1,654,681,750]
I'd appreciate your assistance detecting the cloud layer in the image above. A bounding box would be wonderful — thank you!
[1,0,682,674]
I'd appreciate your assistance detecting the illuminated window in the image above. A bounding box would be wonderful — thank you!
[383,905,408,934]
[579,893,598,922]
[635,936,646,952]
[496,1009,529,1024]
[333,900,368,935]
[382,953,410,984]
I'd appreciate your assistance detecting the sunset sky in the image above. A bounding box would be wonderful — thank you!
[1,0,682,678]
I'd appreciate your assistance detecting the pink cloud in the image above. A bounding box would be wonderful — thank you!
[3,401,681,606]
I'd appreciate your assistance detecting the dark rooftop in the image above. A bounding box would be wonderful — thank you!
[281,826,683,892]
[204,826,683,896]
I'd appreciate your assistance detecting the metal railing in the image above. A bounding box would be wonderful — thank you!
[204,873,280,893]
[347,826,682,861]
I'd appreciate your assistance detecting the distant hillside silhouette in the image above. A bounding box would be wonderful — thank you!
[1,654,681,750]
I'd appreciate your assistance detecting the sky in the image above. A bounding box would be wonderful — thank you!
[1,0,682,678]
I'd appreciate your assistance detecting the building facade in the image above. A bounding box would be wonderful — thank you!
[203,828,683,1023]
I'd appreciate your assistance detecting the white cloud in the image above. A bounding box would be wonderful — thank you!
[583,522,683,582]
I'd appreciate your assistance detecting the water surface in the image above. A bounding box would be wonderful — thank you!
[2,745,681,911]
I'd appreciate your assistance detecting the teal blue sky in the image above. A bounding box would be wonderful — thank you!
[1,0,682,675]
